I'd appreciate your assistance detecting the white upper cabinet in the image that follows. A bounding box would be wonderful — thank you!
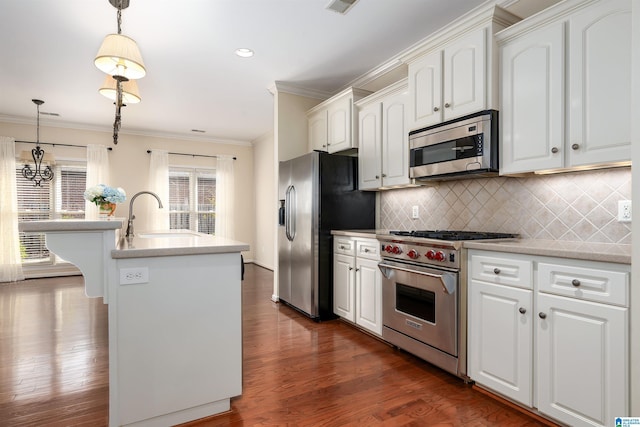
[404,5,519,132]
[498,0,631,174]
[307,87,372,154]
[357,79,410,190]
[568,0,631,167]
[408,28,486,130]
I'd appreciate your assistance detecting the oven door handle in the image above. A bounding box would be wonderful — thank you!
[378,261,457,295]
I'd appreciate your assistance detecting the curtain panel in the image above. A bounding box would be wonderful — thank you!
[0,136,25,283]
[84,144,111,220]
[215,156,235,239]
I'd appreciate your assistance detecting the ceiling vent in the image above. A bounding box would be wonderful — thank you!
[326,0,359,15]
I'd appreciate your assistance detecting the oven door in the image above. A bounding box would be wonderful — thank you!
[379,259,458,356]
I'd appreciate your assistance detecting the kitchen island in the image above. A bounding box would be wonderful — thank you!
[19,220,249,427]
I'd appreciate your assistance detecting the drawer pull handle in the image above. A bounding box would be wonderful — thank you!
[364,248,370,252]
[571,279,581,287]
[339,245,345,250]
[493,268,501,275]
[539,312,547,319]
[519,307,526,314]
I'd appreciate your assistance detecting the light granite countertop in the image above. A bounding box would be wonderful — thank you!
[331,229,631,264]
[331,229,378,239]
[114,229,249,259]
[19,218,125,232]
[463,239,631,265]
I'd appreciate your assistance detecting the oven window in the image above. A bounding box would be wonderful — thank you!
[410,135,481,167]
[396,283,435,323]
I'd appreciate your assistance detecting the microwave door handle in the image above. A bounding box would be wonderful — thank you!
[377,261,456,294]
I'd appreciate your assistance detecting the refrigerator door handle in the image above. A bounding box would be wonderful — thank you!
[285,185,296,241]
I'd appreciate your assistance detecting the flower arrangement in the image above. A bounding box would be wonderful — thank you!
[84,184,127,206]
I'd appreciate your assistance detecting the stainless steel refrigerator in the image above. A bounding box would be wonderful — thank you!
[278,151,375,320]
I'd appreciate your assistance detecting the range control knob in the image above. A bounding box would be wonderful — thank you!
[407,249,420,259]
[434,251,446,262]
[384,245,393,253]
[426,250,436,260]
[392,245,402,254]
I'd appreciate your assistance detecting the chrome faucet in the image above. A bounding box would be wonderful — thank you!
[126,191,164,238]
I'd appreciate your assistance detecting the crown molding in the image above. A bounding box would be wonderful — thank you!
[268,82,332,100]
[0,115,253,147]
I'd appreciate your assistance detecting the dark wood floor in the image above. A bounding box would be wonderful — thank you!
[0,265,554,426]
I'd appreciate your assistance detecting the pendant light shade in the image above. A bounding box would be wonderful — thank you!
[95,33,146,80]
[99,75,141,104]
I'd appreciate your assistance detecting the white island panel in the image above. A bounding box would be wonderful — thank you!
[111,252,242,426]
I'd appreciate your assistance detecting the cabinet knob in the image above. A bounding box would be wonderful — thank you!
[382,173,387,178]
[539,312,547,319]
[348,267,353,271]
[375,175,380,179]
[444,102,451,108]
[322,144,326,148]
[355,268,360,272]
[364,248,370,253]
[519,307,526,314]
[551,147,559,154]
[339,245,345,250]
[493,268,501,275]
[433,107,440,112]
[571,279,581,287]
[571,143,580,150]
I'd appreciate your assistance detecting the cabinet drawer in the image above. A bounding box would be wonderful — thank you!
[538,263,629,307]
[470,252,533,289]
[356,239,380,260]
[334,238,355,256]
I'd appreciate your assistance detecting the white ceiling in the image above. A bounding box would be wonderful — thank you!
[0,0,497,144]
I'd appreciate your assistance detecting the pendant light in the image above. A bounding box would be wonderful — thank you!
[21,99,54,187]
[95,0,145,144]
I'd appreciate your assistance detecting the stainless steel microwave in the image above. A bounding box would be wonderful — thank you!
[409,110,498,181]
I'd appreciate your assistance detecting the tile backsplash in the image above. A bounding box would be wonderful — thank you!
[379,167,631,244]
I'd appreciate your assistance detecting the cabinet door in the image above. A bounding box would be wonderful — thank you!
[500,22,564,174]
[443,28,486,121]
[327,95,353,153]
[469,280,532,406]
[308,109,328,152]
[333,253,355,321]
[358,102,382,190]
[537,293,628,427]
[381,90,410,187]
[568,0,631,167]
[355,257,382,336]
[407,50,442,130]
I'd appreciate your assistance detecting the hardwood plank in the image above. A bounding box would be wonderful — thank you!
[0,265,556,426]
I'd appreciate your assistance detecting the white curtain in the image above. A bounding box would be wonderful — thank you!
[0,136,25,283]
[147,150,169,230]
[215,156,235,238]
[85,144,110,220]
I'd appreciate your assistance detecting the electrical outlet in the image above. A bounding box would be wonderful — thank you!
[119,267,149,284]
[412,205,419,219]
[618,200,632,222]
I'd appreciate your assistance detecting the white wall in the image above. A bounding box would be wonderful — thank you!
[252,131,275,270]
[2,121,256,261]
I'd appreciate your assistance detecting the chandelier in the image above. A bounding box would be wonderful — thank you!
[94,0,145,144]
[21,99,54,186]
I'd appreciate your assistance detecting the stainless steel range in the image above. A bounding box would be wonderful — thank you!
[376,230,518,379]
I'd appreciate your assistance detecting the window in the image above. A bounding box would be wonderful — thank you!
[16,163,86,264]
[169,168,216,234]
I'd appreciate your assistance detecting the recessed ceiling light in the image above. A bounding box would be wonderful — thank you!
[235,48,254,58]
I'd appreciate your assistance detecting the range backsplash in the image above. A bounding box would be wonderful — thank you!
[379,167,631,244]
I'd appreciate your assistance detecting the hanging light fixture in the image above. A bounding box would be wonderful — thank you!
[95,0,145,145]
[22,99,54,187]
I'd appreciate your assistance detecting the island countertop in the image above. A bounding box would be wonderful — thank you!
[113,229,249,259]
[19,218,125,232]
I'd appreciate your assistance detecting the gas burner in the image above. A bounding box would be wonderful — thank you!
[389,230,519,241]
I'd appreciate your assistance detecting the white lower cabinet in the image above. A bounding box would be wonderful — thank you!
[468,249,630,427]
[333,236,382,336]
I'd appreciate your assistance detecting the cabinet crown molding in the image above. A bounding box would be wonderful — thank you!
[355,78,408,108]
[495,0,602,43]
[399,3,521,64]
[306,87,372,115]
